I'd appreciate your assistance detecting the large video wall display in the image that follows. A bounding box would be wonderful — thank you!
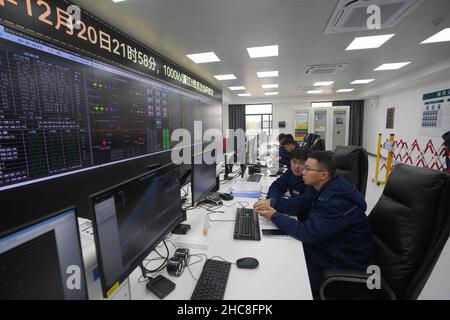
[0,25,222,191]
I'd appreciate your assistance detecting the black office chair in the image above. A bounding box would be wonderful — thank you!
[301,134,317,148]
[320,164,450,300]
[311,138,325,151]
[334,146,369,197]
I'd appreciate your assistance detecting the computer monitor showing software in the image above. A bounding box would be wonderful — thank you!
[191,152,217,205]
[90,165,182,298]
[0,208,88,300]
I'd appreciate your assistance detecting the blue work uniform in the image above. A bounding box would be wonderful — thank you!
[266,169,307,199]
[269,176,374,298]
[279,141,300,167]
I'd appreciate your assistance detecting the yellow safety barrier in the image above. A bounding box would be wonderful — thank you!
[372,134,395,185]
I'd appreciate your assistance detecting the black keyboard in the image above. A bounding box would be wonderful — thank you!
[191,259,231,300]
[234,208,261,240]
[247,174,262,182]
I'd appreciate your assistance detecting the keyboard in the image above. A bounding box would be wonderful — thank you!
[247,174,262,182]
[191,259,231,300]
[234,208,261,240]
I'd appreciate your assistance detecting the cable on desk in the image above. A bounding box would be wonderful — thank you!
[209,256,237,267]
[222,201,250,209]
[165,238,177,250]
[141,240,170,276]
[185,253,209,281]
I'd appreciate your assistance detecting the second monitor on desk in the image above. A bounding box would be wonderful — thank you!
[89,164,183,299]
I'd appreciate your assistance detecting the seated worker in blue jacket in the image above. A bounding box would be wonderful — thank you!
[278,133,290,166]
[279,136,300,167]
[443,130,450,173]
[254,151,374,299]
[266,147,312,199]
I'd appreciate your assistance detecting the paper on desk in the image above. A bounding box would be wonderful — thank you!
[258,217,277,229]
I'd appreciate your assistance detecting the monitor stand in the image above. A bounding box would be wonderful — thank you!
[172,223,191,235]
[198,194,223,207]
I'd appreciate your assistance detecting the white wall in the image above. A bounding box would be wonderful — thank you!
[363,77,450,155]
[272,102,309,136]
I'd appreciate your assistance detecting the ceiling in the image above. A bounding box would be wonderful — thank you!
[71,0,450,100]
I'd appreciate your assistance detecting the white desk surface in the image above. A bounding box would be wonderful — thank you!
[129,172,313,300]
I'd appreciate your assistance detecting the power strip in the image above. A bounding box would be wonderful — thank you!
[171,235,212,250]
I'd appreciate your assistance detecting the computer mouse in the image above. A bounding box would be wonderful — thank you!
[219,193,234,201]
[236,257,259,269]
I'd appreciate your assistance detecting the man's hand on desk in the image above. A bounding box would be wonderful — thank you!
[254,200,277,221]
[254,199,271,211]
[256,206,277,221]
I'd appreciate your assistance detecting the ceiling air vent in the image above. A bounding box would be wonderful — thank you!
[324,0,423,34]
[304,64,348,75]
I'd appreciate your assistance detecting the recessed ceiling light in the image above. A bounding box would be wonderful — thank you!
[307,90,323,94]
[336,89,355,93]
[262,84,279,89]
[228,86,246,91]
[351,79,375,84]
[346,34,395,50]
[238,93,252,97]
[214,74,237,80]
[112,0,127,2]
[186,52,220,64]
[314,81,335,86]
[421,28,450,44]
[374,62,411,71]
[265,92,279,96]
[247,45,278,58]
[257,71,278,78]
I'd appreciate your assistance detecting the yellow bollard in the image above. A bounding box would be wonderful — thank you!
[384,134,395,184]
[372,133,382,184]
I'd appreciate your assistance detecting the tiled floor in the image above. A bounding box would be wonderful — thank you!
[365,155,450,300]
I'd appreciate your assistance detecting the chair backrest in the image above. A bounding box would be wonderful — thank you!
[301,133,313,147]
[334,146,369,197]
[311,138,325,151]
[368,164,450,299]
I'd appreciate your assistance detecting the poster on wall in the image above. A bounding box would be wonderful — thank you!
[295,111,309,142]
[386,107,395,129]
[420,89,450,137]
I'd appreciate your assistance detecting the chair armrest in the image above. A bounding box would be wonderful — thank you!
[319,268,397,300]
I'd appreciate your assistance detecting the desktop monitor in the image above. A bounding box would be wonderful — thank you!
[90,165,182,298]
[0,208,88,300]
[191,152,217,205]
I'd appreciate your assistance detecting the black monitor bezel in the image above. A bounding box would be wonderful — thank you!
[0,206,89,300]
[89,163,183,298]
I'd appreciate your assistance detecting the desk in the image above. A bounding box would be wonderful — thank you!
[129,173,313,300]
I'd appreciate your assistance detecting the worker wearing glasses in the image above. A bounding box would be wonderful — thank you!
[266,148,312,200]
[254,151,373,299]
